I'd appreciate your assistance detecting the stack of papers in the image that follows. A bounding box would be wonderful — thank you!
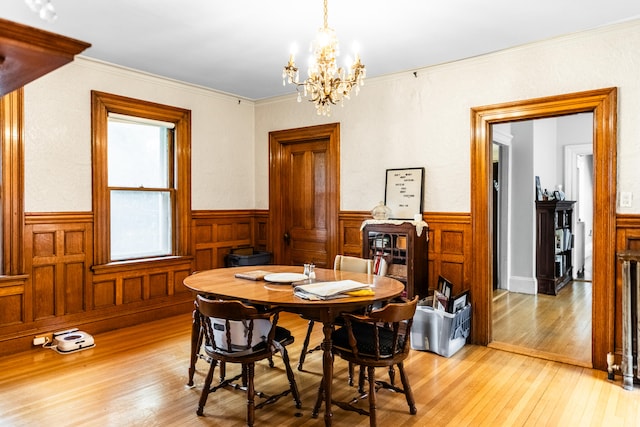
[234,270,273,281]
[293,280,371,300]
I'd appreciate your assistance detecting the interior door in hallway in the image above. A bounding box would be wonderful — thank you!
[269,124,340,268]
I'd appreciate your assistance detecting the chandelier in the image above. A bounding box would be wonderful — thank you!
[24,0,57,22]
[282,0,365,116]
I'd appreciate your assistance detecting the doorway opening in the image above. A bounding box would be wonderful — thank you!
[490,113,594,367]
[470,87,617,371]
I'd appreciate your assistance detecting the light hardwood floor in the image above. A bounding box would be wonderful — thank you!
[1,309,638,426]
[491,280,592,367]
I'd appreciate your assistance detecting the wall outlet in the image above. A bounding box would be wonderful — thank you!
[620,191,633,208]
[33,336,47,346]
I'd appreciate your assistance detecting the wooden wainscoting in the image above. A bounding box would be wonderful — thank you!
[337,212,472,296]
[253,210,269,251]
[24,213,94,320]
[192,210,269,271]
[614,214,640,357]
[338,212,368,257]
[0,213,194,356]
[2,209,470,355]
[423,212,472,296]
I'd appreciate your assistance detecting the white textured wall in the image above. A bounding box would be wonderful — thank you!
[20,19,640,215]
[24,58,256,212]
[256,19,640,214]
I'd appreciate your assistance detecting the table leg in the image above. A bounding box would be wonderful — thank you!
[321,319,333,426]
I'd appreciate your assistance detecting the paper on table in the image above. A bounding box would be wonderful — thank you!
[234,270,273,281]
[293,280,371,300]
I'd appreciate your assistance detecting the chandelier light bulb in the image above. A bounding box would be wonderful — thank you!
[40,2,57,22]
[24,0,57,22]
[25,0,43,12]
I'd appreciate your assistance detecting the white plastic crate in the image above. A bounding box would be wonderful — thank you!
[410,301,471,357]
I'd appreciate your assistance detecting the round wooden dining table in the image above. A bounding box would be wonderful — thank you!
[183,264,405,426]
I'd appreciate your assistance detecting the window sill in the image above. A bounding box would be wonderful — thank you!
[91,256,193,275]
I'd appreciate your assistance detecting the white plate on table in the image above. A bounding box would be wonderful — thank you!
[264,273,308,284]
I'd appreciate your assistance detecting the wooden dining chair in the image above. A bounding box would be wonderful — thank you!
[195,295,301,426]
[312,296,419,427]
[297,255,373,372]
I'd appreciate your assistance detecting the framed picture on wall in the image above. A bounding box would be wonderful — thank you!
[535,176,543,201]
[384,167,424,220]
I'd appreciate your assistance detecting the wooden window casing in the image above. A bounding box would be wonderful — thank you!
[0,89,25,276]
[91,91,191,269]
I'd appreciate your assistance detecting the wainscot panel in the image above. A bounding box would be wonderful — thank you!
[614,214,640,358]
[0,213,195,357]
[192,210,268,271]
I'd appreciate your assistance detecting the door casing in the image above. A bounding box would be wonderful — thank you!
[470,87,617,370]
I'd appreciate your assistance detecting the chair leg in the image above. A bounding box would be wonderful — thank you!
[196,359,217,416]
[273,340,302,408]
[246,362,256,427]
[312,375,325,418]
[188,307,202,387]
[358,364,366,394]
[397,362,417,415]
[219,361,226,383]
[297,320,315,370]
[348,362,355,386]
[367,365,377,427]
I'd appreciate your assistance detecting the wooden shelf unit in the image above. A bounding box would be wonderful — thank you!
[362,221,428,298]
[535,200,575,295]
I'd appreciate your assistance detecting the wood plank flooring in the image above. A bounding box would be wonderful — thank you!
[1,308,638,426]
[491,280,592,367]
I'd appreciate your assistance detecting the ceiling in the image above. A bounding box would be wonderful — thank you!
[2,0,640,100]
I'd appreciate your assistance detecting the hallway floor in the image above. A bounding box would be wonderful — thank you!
[491,279,592,367]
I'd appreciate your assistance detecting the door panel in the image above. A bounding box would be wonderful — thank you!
[269,123,340,269]
[285,141,329,267]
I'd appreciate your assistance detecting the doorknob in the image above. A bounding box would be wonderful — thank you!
[283,232,290,244]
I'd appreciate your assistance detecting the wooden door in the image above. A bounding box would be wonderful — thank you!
[269,124,340,268]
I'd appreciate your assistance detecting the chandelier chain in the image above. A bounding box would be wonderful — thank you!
[323,0,328,29]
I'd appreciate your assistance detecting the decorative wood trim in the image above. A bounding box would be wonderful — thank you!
[1,211,197,355]
[24,218,94,320]
[25,212,93,224]
[471,87,617,371]
[338,211,368,258]
[192,210,270,271]
[0,89,25,275]
[615,214,640,229]
[614,214,640,356]
[424,212,472,296]
[192,209,255,219]
[0,18,90,96]
[253,210,269,251]
[91,91,192,265]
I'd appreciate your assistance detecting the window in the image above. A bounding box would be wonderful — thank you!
[92,91,191,265]
[108,115,174,260]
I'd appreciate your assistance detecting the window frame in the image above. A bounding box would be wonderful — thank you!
[91,91,191,267]
[0,89,25,276]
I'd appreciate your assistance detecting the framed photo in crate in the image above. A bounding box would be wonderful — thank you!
[384,167,424,220]
[448,290,469,313]
[437,275,453,299]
